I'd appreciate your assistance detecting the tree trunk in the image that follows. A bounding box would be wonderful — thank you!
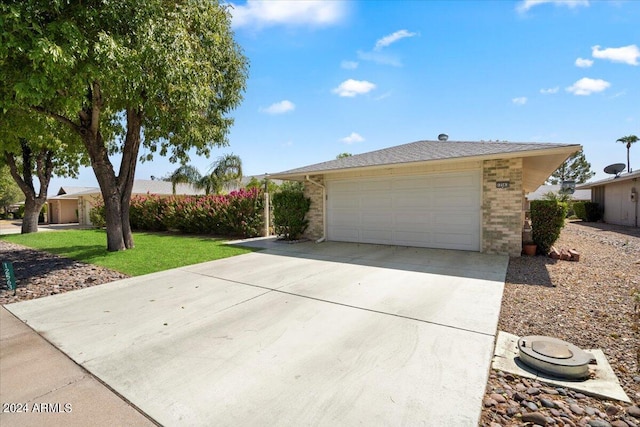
[21,197,46,234]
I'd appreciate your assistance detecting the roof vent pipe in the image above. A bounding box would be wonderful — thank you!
[438,133,448,141]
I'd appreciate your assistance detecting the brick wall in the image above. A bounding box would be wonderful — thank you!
[482,159,524,256]
[302,175,325,240]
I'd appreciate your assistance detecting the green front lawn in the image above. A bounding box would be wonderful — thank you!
[1,229,254,276]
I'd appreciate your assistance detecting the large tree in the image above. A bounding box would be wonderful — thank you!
[0,1,248,250]
[617,135,638,173]
[547,151,595,185]
[0,110,85,233]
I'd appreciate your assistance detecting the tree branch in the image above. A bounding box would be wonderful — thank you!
[90,81,102,136]
[3,151,34,200]
[30,106,80,133]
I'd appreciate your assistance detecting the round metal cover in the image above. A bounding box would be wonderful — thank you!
[518,335,592,380]
[532,340,573,359]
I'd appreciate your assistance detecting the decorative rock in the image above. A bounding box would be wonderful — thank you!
[541,398,557,408]
[528,387,542,396]
[525,401,539,411]
[587,420,612,427]
[611,421,629,427]
[507,405,519,416]
[483,397,498,407]
[629,406,640,419]
[585,406,597,416]
[522,411,549,426]
[490,393,507,404]
[606,406,620,417]
[514,391,527,402]
[557,388,568,396]
[516,383,527,392]
[574,393,587,400]
[570,404,585,415]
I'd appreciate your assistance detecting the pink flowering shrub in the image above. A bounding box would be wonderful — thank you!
[90,188,265,238]
[162,188,264,237]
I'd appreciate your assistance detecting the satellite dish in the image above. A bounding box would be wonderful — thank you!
[604,163,626,178]
[437,133,448,141]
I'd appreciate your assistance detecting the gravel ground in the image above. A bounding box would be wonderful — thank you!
[2,222,639,426]
[481,221,640,426]
[0,241,129,305]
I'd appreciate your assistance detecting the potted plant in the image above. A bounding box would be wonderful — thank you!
[523,241,537,256]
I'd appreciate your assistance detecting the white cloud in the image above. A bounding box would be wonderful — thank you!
[516,0,589,13]
[230,0,346,29]
[260,100,295,114]
[512,97,528,105]
[592,44,640,65]
[575,57,593,68]
[374,29,418,51]
[341,60,359,70]
[540,87,559,94]
[340,132,365,144]
[357,50,402,67]
[566,77,610,95]
[332,79,376,97]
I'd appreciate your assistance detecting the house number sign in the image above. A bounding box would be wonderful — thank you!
[496,181,510,189]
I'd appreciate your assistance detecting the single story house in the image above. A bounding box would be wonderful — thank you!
[47,186,98,224]
[525,184,591,210]
[577,170,639,227]
[270,139,580,256]
[48,180,204,226]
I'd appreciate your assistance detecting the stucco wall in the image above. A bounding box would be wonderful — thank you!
[482,158,524,256]
[603,179,638,227]
[302,176,325,240]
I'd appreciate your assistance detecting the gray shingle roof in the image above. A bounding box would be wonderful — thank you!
[273,140,579,176]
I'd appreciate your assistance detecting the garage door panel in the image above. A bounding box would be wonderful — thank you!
[361,229,393,244]
[394,191,432,208]
[327,171,480,251]
[361,196,392,209]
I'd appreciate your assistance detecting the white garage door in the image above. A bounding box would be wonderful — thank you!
[327,171,481,251]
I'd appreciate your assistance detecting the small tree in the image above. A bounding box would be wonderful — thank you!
[547,151,595,185]
[272,182,311,241]
[336,152,352,159]
[617,135,638,173]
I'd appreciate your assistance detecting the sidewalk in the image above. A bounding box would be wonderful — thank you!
[0,306,155,427]
[0,220,85,236]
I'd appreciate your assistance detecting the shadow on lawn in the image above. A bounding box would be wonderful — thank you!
[506,255,556,287]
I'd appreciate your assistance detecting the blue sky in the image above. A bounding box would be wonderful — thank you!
[50,0,639,193]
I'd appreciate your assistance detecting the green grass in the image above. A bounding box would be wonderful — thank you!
[1,229,255,276]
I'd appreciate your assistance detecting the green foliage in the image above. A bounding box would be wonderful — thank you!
[89,198,106,228]
[135,189,264,237]
[573,201,602,222]
[245,176,279,194]
[336,152,352,159]
[129,195,168,231]
[0,165,23,210]
[272,184,311,240]
[530,200,567,254]
[0,230,253,276]
[547,151,595,185]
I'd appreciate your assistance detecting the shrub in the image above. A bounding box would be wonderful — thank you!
[530,200,567,255]
[573,201,602,222]
[15,205,24,219]
[130,194,168,231]
[272,183,311,240]
[89,197,106,227]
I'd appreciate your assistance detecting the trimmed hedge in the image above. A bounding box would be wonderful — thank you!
[272,184,311,240]
[530,200,567,255]
[90,188,265,238]
[573,201,602,222]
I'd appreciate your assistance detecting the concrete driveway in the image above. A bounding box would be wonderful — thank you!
[5,240,508,426]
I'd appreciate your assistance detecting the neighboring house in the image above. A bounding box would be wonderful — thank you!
[577,170,640,228]
[270,139,580,256]
[525,184,591,210]
[48,180,204,226]
[47,186,97,224]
